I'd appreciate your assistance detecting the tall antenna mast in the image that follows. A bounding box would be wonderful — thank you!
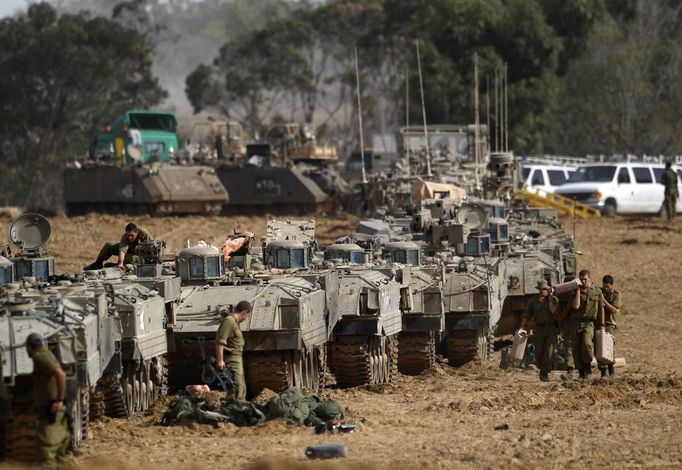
[486,75,490,144]
[504,62,509,152]
[494,67,499,152]
[416,39,432,177]
[405,68,411,177]
[474,53,481,191]
[354,47,367,184]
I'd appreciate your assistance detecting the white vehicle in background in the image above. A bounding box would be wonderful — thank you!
[554,162,682,217]
[521,165,576,193]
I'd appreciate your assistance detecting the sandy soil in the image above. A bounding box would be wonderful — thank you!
[1,214,681,469]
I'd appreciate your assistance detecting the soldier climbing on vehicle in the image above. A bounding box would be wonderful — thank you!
[215,301,251,401]
[26,333,70,470]
[84,222,152,271]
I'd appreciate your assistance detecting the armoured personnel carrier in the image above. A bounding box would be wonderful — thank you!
[64,110,229,216]
[380,242,444,375]
[83,241,179,417]
[216,124,348,214]
[168,226,327,395]
[0,281,121,462]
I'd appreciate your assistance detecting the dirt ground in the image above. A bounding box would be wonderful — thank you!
[1,214,682,469]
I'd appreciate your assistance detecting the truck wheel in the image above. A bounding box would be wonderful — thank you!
[602,200,616,217]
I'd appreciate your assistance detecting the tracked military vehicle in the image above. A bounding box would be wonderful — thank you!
[64,110,229,216]
[83,241,179,417]
[380,242,444,375]
[216,124,348,214]
[0,281,121,462]
[168,227,327,395]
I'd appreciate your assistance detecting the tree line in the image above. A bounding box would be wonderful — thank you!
[1,0,681,209]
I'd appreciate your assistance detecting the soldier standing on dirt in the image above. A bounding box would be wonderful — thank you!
[660,161,678,222]
[84,223,152,271]
[556,286,581,382]
[572,270,605,380]
[518,280,558,382]
[215,301,252,401]
[26,333,70,470]
[599,275,621,379]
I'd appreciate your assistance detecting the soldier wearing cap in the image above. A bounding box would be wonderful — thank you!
[519,279,558,382]
[215,300,252,401]
[571,269,605,379]
[84,222,152,271]
[26,333,70,469]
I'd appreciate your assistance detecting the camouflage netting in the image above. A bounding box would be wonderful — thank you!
[162,387,345,427]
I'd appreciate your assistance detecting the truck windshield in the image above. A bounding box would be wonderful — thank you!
[568,166,616,183]
[129,113,176,132]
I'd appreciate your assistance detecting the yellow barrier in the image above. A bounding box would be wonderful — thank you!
[516,187,602,218]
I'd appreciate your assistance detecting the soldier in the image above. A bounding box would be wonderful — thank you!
[572,269,605,380]
[84,223,152,271]
[26,333,70,470]
[660,161,678,222]
[556,286,581,382]
[518,280,558,382]
[599,274,621,379]
[215,300,252,401]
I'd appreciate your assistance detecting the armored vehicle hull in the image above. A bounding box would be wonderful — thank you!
[326,268,403,387]
[170,278,327,396]
[64,164,228,216]
[398,266,444,375]
[217,166,331,214]
[0,286,121,462]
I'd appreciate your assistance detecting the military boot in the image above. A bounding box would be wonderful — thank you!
[561,368,574,382]
[83,259,104,271]
[539,370,550,382]
[599,367,608,378]
[608,364,616,379]
[584,366,593,380]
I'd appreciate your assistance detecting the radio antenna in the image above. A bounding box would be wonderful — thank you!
[416,40,432,177]
[354,47,368,185]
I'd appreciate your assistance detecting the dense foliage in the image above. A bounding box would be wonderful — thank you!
[0,2,165,208]
[2,0,682,209]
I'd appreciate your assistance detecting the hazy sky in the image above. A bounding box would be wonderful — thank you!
[0,0,30,18]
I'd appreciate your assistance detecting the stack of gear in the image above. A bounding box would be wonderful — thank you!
[162,387,345,428]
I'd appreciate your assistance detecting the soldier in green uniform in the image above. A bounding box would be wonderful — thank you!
[26,333,70,470]
[519,280,558,382]
[84,223,152,270]
[215,300,252,401]
[660,161,678,222]
[572,269,605,379]
[599,274,621,378]
[556,286,581,382]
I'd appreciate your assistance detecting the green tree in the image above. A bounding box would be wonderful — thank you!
[549,1,682,155]
[0,2,166,209]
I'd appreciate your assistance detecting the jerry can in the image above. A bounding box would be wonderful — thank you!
[595,329,615,364]
[511,329,529,361]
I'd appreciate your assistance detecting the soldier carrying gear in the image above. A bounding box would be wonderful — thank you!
[84,222,152,271]
[26,333,70,470]
[215,300,252,402]
[660,161,678,222]
[600,274,621,379]
[570,269,605,380]
[519,279,559,382]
